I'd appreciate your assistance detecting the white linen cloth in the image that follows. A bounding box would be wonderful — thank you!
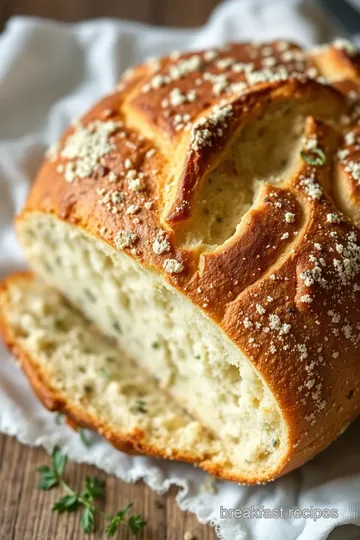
[0,1,360,538]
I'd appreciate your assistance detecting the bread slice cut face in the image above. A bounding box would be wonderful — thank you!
[0,273,285,483]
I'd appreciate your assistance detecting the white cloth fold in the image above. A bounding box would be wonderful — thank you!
[0,1,359,539]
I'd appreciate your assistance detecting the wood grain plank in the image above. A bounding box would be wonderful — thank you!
[0,0,221,29]
[1,0,155,26]
[162,0,220,27]
[0,435,217,539]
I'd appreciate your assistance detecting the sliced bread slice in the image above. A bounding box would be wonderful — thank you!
[0,273,236,476]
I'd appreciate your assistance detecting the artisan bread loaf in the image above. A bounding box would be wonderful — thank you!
[6,39,360,483]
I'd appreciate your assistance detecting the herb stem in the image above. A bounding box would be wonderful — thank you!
[37,447,146,536]
[60,479,77,497]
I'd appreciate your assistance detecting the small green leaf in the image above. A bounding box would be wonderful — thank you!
[52,446,67,478]
[272,437,280,448]
[37,476,57,490]
[52,495,80,513]
[81,507,95,534]
[84,476,105,500]
[37,466,51,473]
[132,399,148,414]
[120,503,133,517]
[105,517,119,538]
[83,288,96,303]
[128,513,147,535]
[112,321,122,333]
[105,504,133,537]
[300,148,326,166]
[78,428,92,448]
[37,467,58,490]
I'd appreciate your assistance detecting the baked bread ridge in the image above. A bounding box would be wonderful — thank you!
[13,39,360,482]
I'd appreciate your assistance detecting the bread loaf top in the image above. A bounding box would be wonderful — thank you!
[18,39,360,479]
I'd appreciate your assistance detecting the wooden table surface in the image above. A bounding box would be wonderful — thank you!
[0,0,221,30]
[0,1,221,538]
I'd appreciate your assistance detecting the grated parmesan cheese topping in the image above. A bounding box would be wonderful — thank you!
[60,120,122,183]
[137,41,323,135]
[153,234,171,255]
[332,232,360,285]
[96,188,125,213]
[126,204,140,215]
[299,172,323,200]
[284,212,295,223]
[327,213,342,224]
[190,103,233,152]
[163,258,184,274]
[114,231,138,249]
[344,160,360,184]
[333,38,357,54]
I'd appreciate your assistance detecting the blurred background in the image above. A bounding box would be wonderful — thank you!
[0,0,222,30]
[1,1,360,39]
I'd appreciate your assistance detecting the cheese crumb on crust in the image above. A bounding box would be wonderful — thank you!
[163,258,184,274]
[153,235,171,255]
[114,231,138,249]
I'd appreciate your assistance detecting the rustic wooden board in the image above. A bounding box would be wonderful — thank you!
[0,0,221,30]
[0,434,218,539]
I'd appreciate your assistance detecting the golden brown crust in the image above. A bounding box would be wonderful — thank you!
[311,40,360,83]
[130,41,315,141]
[12,39,360,482]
